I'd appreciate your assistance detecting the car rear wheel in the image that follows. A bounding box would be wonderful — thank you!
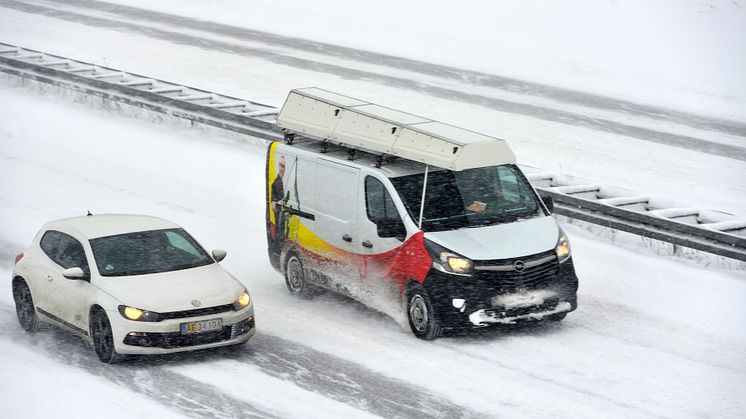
[90,310,121,363]
[13,280,38,332]
[285,254,314,298]
[406,283,441,340]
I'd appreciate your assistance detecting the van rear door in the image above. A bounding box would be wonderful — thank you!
[313,159,361,297]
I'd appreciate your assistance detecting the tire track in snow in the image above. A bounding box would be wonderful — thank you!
[0,303,482,418]
[3,0,746,162]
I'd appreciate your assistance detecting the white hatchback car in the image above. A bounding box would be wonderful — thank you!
[11,214,255,363]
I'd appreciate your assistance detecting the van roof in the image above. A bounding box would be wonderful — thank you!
[276,88,516,171]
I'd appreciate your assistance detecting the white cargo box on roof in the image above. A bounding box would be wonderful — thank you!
[276,87,516,171]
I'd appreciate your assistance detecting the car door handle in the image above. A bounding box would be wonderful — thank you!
[362,240,373,249]
[342,234,352,242]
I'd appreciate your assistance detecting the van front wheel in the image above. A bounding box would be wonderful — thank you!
[285,255,313,298]
[406,284,441,340]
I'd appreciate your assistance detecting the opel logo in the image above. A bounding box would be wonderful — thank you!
[513,260,526,272]
[191,300,202,307]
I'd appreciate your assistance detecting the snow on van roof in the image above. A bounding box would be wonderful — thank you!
[277,87,516,171]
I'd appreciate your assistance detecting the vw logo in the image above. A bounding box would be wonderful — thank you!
[513,260,526,272]
[191,300,202,307]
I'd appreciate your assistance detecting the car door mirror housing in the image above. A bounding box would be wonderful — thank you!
[376,219,406,240]
[212,249,227,262]
[62,267,87,280]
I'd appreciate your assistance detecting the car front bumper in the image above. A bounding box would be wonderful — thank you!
[423,257,579,329]
[108,305,255,355]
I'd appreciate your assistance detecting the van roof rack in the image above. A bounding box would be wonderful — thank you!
[276,87,516,171]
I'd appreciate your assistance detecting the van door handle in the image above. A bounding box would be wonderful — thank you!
[342,234,352,242]
[362,240,373,249]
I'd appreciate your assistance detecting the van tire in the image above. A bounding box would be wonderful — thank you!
[285,254,314,299]
[406,283,441,340]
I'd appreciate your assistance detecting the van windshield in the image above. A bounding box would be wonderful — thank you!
[389,164,543,232]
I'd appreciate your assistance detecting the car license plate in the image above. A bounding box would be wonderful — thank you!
[180,318,223,335]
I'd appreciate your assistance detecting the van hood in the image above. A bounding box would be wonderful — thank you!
[94,263,244,312]
[425,216,559,260]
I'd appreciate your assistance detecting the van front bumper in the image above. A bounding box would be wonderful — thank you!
[423,256,579,329]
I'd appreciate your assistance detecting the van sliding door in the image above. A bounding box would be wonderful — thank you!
[314,160,361,297]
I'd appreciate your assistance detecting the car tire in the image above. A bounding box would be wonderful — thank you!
[285,254,314,298]
[12,280,38,332]
[547,312,567,322]
[90,309,122,363]
[406,283,442,340]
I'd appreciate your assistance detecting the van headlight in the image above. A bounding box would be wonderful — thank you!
[555,231,571,263]
[425,239,473,276]
[233,290,251,310]
[118,305,160,322]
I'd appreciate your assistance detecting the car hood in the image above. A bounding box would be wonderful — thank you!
[94,263,244,312]
[425,216,559,260]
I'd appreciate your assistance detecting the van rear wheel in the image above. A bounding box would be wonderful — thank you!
[285,255,314,298]
[406,283,441,340]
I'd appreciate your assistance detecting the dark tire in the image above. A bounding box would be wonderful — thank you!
[12,280,38,332]
[406,283,442,340]
[547,312,567,322]
[285,254,314,298]
[90,310,122,363]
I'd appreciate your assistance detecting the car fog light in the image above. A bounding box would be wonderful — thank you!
[452,298,466,312]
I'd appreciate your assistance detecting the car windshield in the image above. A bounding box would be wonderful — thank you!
[89,228,214,276]
[389,164,543,232]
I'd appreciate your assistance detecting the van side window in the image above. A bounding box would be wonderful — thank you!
[365,176,401,223]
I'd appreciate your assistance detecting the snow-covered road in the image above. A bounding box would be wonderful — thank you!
[1,0,746,417]
[1,86,745,418]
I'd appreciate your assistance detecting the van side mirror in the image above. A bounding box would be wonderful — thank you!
[539,192,554,213]
[212,249,227,262]
[62,267,87,280]
[376,218,406,240]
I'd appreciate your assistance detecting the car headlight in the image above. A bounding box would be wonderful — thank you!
[233,290,251,310]
[555,231,571,263]
[425,239,474,276]
[118,305,160,322]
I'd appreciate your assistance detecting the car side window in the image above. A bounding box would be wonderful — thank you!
[55,233,89,272]
[40,230,63,259]
[365,176,402,223]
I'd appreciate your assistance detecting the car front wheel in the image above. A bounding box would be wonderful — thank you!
[90,310,121,363]
[406,283,441,340]
[12,280,38,332]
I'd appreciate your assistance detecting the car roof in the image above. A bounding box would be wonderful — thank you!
[43,214,181,239]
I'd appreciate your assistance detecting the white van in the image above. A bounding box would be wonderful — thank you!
[266,88,578,339]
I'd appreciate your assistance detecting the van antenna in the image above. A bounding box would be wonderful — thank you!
[86,210,93,216]
[418,165,429,229]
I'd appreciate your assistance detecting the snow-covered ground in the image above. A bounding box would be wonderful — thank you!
[1,0,746,417]
[1,79,746,418]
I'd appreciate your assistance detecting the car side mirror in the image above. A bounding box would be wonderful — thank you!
[539,192,554,213]
[62,267,87,280]
[212,249,227,262]
[376,219,406,240]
